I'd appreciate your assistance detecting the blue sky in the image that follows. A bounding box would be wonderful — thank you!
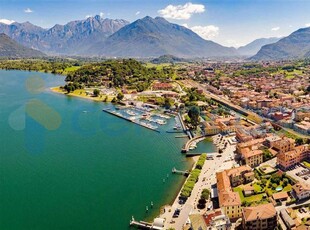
[0,0,310,47]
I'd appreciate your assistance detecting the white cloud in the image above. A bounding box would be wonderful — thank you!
[191,25,219,40]
[0,19,15,24]
[182,23,189,28]
[99,12,104,17]
[24,8,33,13]
[135,11,140,16]
[305,23,310,27]
[158,2,205,20]
[271,27,280,31]
[85,15,92,19]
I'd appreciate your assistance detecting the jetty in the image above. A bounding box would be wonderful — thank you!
[129,216,164,230]
[186,152,216,157]
[172,167,189,176]
[175,135,188,138]
[102,108,160,133]
[182,135,205,153]
[177,113,192,139]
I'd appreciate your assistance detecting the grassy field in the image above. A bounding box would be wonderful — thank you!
[253,183,263,193]
[51,87,115,102]
[144,63,172,70]
[63,66,81,74]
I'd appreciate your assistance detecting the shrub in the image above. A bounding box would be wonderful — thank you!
[201,189,210,200]
[196,154,207,168]
[272,183,278,189]
[271,174,281,184]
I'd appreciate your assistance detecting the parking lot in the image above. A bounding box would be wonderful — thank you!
[286,164,310,185]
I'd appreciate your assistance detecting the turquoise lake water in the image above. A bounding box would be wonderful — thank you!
[0,70,215,230]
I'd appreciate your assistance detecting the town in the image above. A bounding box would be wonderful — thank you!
[1,58,309,230]
[108,60,309,230]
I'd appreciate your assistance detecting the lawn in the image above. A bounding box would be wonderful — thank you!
[233,187,265,203]
[253,183,263,193]
[52,87,115,102]
[144,62,172,70]
[63,66,81,74]
[283,184,292,192]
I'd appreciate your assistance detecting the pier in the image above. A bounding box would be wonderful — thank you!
[172,167,189,176]
[102,108,160,133]
[177,113,192,139]
[129,216,164,230]
[175,135,188,138]
[185,152,216,157]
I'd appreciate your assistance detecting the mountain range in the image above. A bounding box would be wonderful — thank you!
[0,16,237,58]
[0,16,129,55]
[0,15,310,60]
[251,27,310,60]
[0,33,45,57]
[237,37,281,56]
[87,16,238,58]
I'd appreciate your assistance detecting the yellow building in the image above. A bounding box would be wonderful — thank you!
[226,165,254,187]
[241,149,263,168]
[216,165,254,220]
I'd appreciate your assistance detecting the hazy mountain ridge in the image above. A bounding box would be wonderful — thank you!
[0,33,45,57]
[250,27,310,60]
[237,37,281,56]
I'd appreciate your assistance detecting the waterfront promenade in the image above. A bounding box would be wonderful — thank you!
[162,134,237,229]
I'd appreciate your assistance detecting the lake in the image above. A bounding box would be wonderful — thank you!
[0,70,215,229]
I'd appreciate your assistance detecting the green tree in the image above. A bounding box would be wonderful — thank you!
[164,97,173,109]
[201,189,210,200]
[295,138,304,146]
[111,97,117,103]
[270,174,281,184]
[117,92,124,101]
[93,89,100,97]
[283,178,289,187]
[188,106,200,128]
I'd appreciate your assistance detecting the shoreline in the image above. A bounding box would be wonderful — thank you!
[50,85,215,227]
[50,86,114,102]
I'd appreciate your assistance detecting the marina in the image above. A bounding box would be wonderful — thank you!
[102,107,172,133]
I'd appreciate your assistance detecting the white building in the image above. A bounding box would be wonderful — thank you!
[292,182,310,200]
